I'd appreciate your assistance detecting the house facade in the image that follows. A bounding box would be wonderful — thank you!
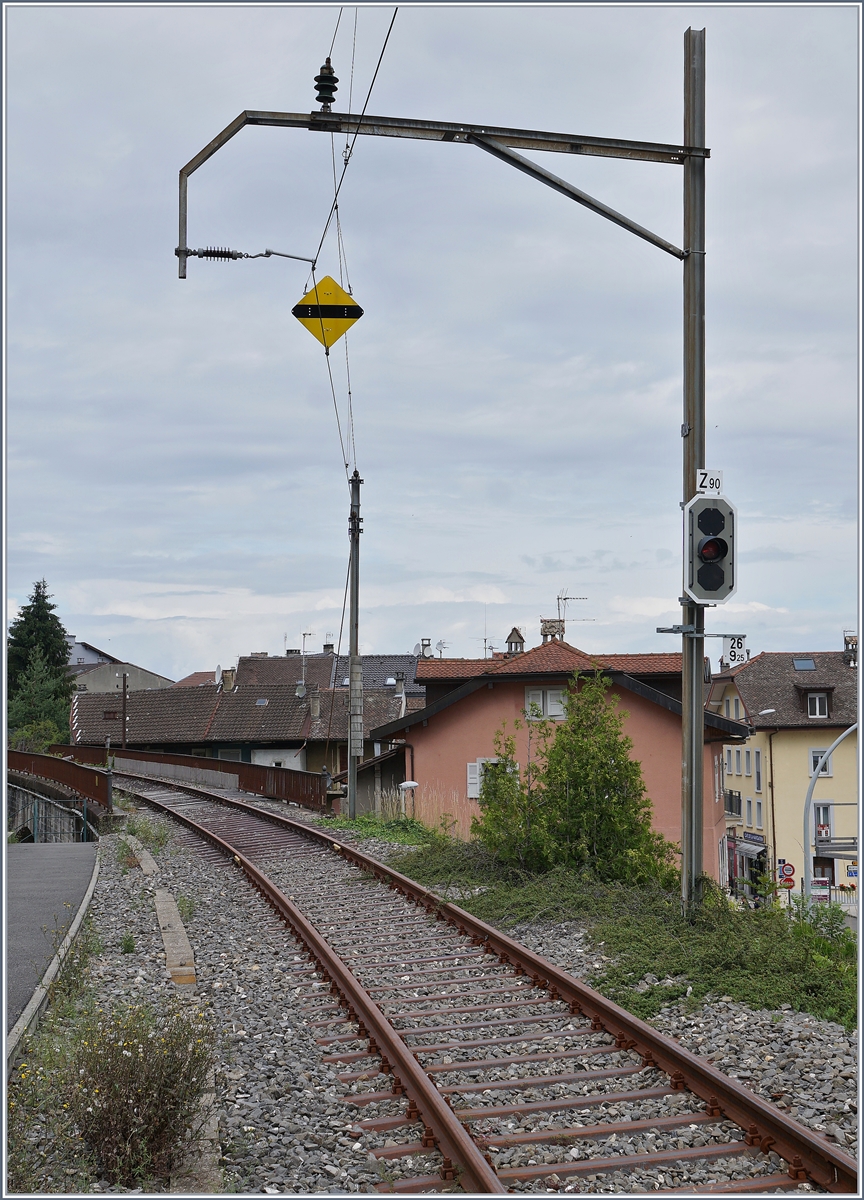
[371,635,747,880]
[708,637,858,897]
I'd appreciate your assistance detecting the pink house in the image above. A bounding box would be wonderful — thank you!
[370,637,748,883]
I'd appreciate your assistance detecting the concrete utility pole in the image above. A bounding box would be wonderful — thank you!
[680,29,707,909]
[348,470,363,819]
[121,671,128,751]
[176,29,710,871]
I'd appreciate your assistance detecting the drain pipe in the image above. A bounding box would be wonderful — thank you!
[803,723,857,902]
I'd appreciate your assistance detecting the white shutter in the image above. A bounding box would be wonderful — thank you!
[546,689,565,719]
[525,689,544,718]
[467,761,481,799]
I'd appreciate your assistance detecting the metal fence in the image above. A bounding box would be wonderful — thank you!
[8,750,113,811]
[49,745,327,808]
[7,784,99,842]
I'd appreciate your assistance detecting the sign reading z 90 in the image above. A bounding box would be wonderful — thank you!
[684,494,737,604]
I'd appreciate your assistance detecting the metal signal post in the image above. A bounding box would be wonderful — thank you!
[177,29,711,896]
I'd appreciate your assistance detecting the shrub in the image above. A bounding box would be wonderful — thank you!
[125,816,169,851]
[68,1001,215,1185]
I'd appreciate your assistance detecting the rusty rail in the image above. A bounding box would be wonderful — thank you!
[8,750,112,812]
[123,774,858,1194]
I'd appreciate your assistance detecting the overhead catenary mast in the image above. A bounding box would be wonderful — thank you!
[348,470,363,819]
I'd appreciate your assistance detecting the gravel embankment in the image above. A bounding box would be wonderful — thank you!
[34,800,855,1194]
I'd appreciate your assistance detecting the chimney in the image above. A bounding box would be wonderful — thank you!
[421,638,432,658]
[540,618,565,643]
[221,667,236,690]
[309,683,321,719]
[843,632,857,666]
[250,651,269,658]
[505,627,525,656]
[394,671,405,697]
[322,642,334,654]
[285,647,301,656]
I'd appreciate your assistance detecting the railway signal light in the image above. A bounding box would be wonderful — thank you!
[684,494,737,604]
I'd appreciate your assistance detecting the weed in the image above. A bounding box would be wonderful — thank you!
[120,932,136,954]
[324,812,437,847]
[117,838,139,868]
[176,894,196,923]
[125,815,169,852]
[67,999,215,1185]
[386,836,857,1029]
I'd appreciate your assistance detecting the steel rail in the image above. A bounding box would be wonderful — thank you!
[118,772,857,1194]
[117,776,502,1193]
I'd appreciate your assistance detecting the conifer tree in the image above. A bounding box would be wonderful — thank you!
[7,645,72,737]
[7,579,74,698]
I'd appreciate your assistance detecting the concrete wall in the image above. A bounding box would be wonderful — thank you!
[251,747,307,771]
[110,755,238,790]
[75,663,174,693]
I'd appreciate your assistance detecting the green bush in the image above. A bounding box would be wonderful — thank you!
[68,1001,215,1185]
[124,816,169,851]
[472,674,678,886]
[8,718,67,753]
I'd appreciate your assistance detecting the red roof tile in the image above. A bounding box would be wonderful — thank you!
[415,658,491,680]
[592,653,682,674]
[487,640,595,675]
[172,671,218,688]
[416,644,683,682]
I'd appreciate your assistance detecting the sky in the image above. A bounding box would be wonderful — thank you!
[4,2,860,683]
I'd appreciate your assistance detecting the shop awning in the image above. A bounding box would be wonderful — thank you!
[730,840,767,860]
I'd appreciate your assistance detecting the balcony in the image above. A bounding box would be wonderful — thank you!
[724,789,742,819]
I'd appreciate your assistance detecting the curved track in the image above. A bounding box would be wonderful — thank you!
[115,771,857,1195]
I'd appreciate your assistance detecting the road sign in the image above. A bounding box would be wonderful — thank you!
[696,469,723,495]
[779,863,795,879]
[811,878,830,902]
[292,276,363,348]
[778,880,794,889]
[723,635,747,665]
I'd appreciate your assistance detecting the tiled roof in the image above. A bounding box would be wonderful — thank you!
[415,658,491,681]
[72,684,406,746]
[417,644,682,682]
[235,654,335,692]
[487,640,596,675]
[308,689,408,741]
[331,655,425,696]
[714,651,857,728]
[592,653,682,674]
[172,671,218,688]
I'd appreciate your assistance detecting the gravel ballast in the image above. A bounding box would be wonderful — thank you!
[20,796,857,1194]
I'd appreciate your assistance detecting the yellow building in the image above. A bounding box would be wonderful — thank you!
[707,637,858,900]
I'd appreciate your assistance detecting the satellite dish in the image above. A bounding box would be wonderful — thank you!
[412,643,422,657]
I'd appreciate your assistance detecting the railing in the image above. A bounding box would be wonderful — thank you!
[723,789,742,818]
[7,783,99,842]
[8,751,113,812]
[49,745,327,809]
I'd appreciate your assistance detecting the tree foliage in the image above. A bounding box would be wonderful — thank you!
[473,673,678,887]
[7,646,72,739]
[8,579,74,699]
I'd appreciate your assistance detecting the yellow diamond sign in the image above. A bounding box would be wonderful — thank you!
[292,276,363,348]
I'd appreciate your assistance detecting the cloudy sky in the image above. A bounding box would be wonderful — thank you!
[5,2,859,682]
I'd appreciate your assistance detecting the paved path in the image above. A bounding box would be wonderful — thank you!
[5,843,98,1031]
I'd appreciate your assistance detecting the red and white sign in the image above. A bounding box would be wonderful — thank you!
[779,863,795,879]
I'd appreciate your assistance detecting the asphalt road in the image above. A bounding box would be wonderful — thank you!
[6,843,98,1031]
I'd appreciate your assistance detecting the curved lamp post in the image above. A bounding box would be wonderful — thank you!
[802,722,857,902]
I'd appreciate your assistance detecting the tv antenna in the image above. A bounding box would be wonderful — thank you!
[557,588,588,624]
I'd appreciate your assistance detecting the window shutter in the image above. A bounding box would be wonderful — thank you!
[526,689,544,717]
[546,689,565,718]
[467,761,480,799]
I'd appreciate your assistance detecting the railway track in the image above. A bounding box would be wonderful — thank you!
[114,771,857,1195]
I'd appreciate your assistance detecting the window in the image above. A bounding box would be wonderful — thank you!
[733,698,741,720]
[103,710,119,720]
[793,658,816,671]
[810,749,832,777]
[754,749,762,792]
[724,698,730,718]
[255,698,269,706]
[525,687,567,720]
[808,692,828,718]
[815,804,832,841]
[744,749,751,776]
[746,798,753,826]
[756,799,763,829]
[467,757,513,798]
[735,749,742,775]
[726,747,733,775]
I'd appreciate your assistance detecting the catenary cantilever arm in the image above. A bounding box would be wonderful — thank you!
[469,135,685,259]
[177,108,706,276]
